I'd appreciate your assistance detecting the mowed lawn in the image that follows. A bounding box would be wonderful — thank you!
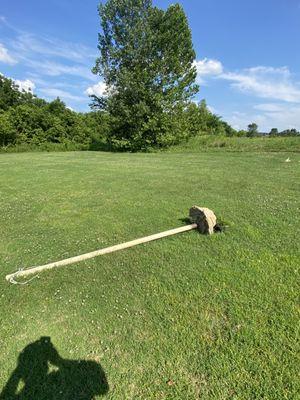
[0,150,299,399]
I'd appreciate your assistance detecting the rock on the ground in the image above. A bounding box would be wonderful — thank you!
[189,206,217,235]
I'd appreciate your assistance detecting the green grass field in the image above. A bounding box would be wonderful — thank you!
[164,135,300,153]
[1,150,299,399]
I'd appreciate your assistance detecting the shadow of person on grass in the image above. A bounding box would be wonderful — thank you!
[0,336,108,400]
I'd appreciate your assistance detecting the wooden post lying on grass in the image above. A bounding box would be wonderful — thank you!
[5,206,217,283]
[6,224,198,283]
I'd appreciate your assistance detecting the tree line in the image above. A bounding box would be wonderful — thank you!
[0,0,298,151]
[0,74,236,151]
[242,123,299,137]
[0,74,110,150]
[0,0,237,151]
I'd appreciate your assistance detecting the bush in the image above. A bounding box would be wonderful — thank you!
[0,111,16,146]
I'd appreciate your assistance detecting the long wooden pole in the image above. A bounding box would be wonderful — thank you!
[6,223,198,282]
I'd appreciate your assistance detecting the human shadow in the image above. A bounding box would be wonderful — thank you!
[0,337,108,400]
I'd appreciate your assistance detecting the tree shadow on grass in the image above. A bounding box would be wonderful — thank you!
[0,336,108,400]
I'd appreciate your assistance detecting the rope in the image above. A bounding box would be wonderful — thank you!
[8,268,39,285]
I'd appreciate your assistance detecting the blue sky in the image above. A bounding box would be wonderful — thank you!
[0,0,300,131]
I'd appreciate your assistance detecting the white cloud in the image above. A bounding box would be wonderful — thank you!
[2,19,97,81]
[253,103,283,112]
[193,60,300,105]
[194,58,223,76]
[256,103,300,131]
[220,66,300,103]
[0,43,17,65]
[0,15,17,31]
[224,111,267,131]
[14,78,35,92]
[39,87,86,102]
[24,59,95,81]
[11,33,97,63]
[222,103,300,132]
[85,81,107,97]
[0,72,35,92]
[194,58,223,83]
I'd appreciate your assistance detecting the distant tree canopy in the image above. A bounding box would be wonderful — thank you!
[0,75,37,111]
[93,0,199,150]
[1,70,298,151]
[247,123,258,137]
[0,73,241,152]
[0,75,108,148]
[236,124,300,138]
[277,128,299,137]
[185,100,237,137]
[269,128,279,136]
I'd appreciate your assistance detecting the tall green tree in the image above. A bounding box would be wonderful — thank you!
[0,75,35,111]
[269,128,278,136]
[0,111,16,146]
[247,123,258,137]
[93,0,198,150]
